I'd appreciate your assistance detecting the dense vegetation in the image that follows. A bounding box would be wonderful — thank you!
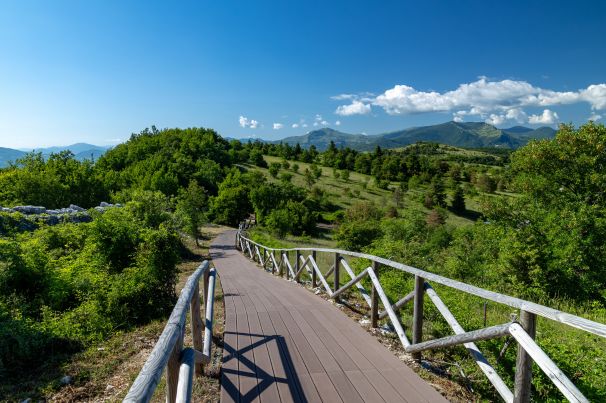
[1,123,604,401]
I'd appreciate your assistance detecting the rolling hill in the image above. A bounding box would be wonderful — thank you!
[269,121,556,151]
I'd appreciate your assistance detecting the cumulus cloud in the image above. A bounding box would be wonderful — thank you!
[291,123,300,128]
[335,100,372,116]
[239,115,259,129]
[528,109,559,125]
[335,120,341,126]
[334,77,606,125]
[589,113,602,121]
[273,123,284,130]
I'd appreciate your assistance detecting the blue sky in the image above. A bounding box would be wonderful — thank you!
[0,0,605,148]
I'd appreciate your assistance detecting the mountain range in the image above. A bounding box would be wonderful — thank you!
[0,143,109,168]
[272,121,557,151]
[1,121,557,168]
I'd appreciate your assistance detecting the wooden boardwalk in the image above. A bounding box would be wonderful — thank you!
[211,230,447,403]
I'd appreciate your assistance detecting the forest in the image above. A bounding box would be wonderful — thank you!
[1,123,605,400]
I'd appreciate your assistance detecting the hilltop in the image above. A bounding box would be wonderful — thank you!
[269,121,556,151]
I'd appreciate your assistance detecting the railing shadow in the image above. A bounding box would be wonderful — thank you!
[222,331,307,403]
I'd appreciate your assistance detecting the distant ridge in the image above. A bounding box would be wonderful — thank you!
[0,143,110,168]
[264,121,556,151]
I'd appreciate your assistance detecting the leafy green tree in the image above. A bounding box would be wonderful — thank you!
[476,174,496,193]
[340,169,350,181]
[176,180,207,246]
[304,168,316,188]
[268,162,281,178]
[249,149,267,168]
[209,171,252,226]
[291,163,299,173]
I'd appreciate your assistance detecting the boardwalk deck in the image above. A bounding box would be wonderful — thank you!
[211,230,447,403]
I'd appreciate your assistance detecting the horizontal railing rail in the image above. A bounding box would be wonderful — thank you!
[236,223,605,403]
[124,260,217,403]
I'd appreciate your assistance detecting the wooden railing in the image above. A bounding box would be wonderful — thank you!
[236,224,606,403]
[124,261,217,403]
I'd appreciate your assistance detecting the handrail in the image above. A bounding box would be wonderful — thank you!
[236,227,606,338]
[124,261,217,403]
[236,224,603,403]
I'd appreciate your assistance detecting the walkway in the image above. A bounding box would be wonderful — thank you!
[210,230,447,403]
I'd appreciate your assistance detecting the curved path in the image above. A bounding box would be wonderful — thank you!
[211,230,447,403]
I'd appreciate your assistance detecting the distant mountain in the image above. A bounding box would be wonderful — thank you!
[272,128,379,151]
[0,147,26,168]
[269,122,556,151]
[0,143,110,168]
[23,143,110,161]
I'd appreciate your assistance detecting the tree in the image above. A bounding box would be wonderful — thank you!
[291,163,299,173]
[425,176,446,208]
[332,168,340,179]
[476,174,496,193]
[268,162,281,178]
[176,180,207,246]
[250,149,267,168]
[341,170,350,182]
[280,172,293,183]
[304,168,316,189]
[450,185,466,213]
[426,209,446,228]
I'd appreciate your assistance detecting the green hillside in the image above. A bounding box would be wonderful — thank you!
[269,121,556,151]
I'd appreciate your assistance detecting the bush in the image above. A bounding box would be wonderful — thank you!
[335,220,383,251]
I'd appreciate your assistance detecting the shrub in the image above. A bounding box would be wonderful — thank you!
[335,220,383,251]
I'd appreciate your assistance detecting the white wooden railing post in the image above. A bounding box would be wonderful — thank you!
[412,275,425,360]
[513,310,537,403]
[295,250,301,282]
[371,260,380,328]
[311,250,317,288]
[334,252,340,302]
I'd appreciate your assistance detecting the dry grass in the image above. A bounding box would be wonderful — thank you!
[45,224,230,403]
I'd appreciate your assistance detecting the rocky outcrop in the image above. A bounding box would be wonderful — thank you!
[0,202,123,233]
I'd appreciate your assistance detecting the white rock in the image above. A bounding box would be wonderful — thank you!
[60,375,73,385]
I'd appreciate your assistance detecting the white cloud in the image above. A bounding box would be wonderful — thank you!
[302,123,308,128]
[335,120,341,126]
[335,100,372,116]
[320,120,328,125]
[505,108,527,123]
[528,109,559,125]
[273,123,284,130]
[239,115,260,129]
[486,114,506,125]
[581,84,606,110]
[331,94,356,100]
[589,113,602,121]
[335,77,606,124]
[291,123,300,128]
